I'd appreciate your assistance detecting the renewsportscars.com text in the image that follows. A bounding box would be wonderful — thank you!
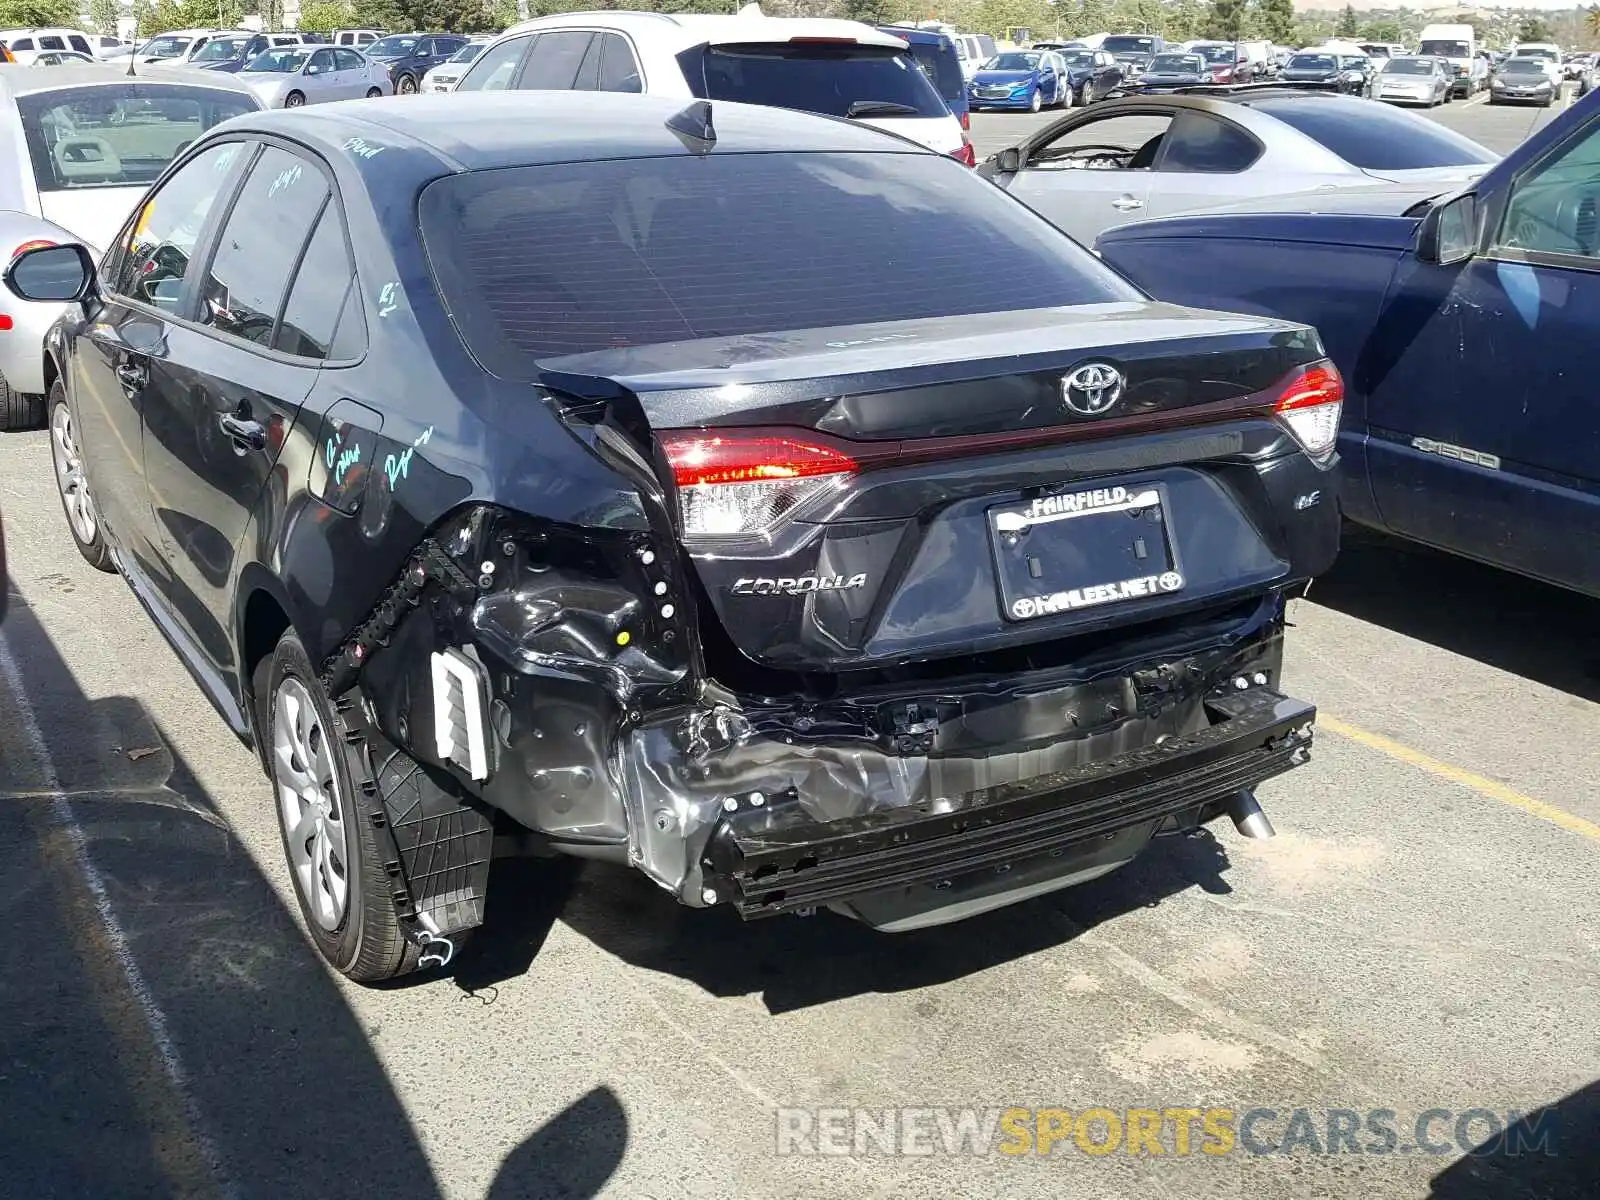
[774,1106,1560,1158]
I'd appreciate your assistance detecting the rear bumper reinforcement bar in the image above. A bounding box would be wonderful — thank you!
[705,687,1314,918]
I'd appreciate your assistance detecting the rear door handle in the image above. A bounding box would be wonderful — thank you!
[1112,196,1144,211]
[219,412,267,454]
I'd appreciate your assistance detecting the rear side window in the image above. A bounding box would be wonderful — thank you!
[420,152,1139,372]
[1247,96,1498,170]
[595,32,643,92]
[199,147,329,346]
[907,42,963,103]
[680,44,948,119]
[1159,112,1261,173]
[69,35,90,54]
[276,205,359,359]
[39,35,65,50]
[17,84,260,193]
[517,31,592,89]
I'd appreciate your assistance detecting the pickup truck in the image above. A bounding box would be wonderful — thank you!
[1096,89,1600,597]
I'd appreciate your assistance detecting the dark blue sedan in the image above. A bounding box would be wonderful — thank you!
[1138,52,1210,88]
[968,50,1065,112]
[1096,87,1600,597]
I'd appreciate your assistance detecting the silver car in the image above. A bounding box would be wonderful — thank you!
[422,38,492,93]
[1374,56,1453,106]
[0,65,259,428]
[977,91,1497,246]
[239,45,392,108]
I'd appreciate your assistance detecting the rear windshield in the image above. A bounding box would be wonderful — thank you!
[906,42,963,101]
[677,44,948,119]
[368,36,417,56]
[1501,59,1547,75]
[1417,40,1470,58]
[17,84,258,193]
[1149,55,1202,72]
[1289,54,1336,70]
[1385,58,1434,75]
[139,35,193,57]
[1246,96,1498,169]
[1102,36,1156,53]
[420,153,1138,371]
[1514,49,1557,61]
[192,37,251,61]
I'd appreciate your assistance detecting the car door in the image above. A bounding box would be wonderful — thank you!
[1135,110,1268,223]
[138,142,333,681]
[991,109,1171,245]
[303,47,339,100]
[335,48,368,95]
[69,139,251,586]
[1365,112,1600,590]
[1096,52,1123,92]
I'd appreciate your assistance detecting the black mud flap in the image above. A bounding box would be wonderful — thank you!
[335,694,494,966]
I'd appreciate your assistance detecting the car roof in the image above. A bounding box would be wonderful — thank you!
[235,91,931,170]
[501,11,908,50]
[0,63,258,96]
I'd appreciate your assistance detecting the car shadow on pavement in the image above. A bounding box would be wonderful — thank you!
[1310,529,1600,702]
[0,594,625,1199]
[1428,1078,1598,1200]
[479,825,1232,1015]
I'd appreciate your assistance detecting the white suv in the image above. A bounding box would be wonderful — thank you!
[0,27,98,63]
[454,10,969,161]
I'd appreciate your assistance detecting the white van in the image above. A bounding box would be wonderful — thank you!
[1416,23,1484,96]
[950,31,998,79]
[1511,42,1564,84]
[334,29,383,48]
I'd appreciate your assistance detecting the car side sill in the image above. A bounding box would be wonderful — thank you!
[111,546,252,743]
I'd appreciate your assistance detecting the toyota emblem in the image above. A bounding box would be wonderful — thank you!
[1062,362,1125,416]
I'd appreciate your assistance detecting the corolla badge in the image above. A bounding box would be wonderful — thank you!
[1062,362,1125,416]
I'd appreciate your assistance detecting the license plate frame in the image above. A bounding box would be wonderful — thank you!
[987,482,1186,623]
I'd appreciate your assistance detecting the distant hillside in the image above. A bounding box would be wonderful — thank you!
[1293,0,1582,10]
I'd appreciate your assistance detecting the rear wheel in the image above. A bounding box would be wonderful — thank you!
[397,73,417,95]
[1082,80,1095,105]
[1028,87,1041,113]
[260,633,423,983]
[365,86,382,98]
[0,373,44,431]
[48,381,112,572]
[284,90,305,108]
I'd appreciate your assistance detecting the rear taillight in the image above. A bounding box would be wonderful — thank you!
[958,110,970,130]
[1271,361,1344,460]
[13,238,55,258]
[1212,68,1232,82]
[661,431,857,538]
[950,137,976,167]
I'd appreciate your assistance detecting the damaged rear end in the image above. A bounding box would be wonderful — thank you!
[373,146,1340,932]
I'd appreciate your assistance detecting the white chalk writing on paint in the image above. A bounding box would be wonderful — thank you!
[376,282,400,318]
[383,426,434,492]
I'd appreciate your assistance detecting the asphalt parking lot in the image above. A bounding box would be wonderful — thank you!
[2,96,1597,1200]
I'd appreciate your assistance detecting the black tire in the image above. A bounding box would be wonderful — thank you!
[47,380,113,572]
[365,86,382,98]
[284,90,305,108]
[396,74,417,95]
[259,633,424,983]
[0,372,45,431]
[1083,81,1094,105]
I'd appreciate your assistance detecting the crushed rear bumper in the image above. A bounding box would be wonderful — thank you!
[702,686,1312,923]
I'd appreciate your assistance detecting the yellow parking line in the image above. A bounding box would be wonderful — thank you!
[1319,714,1600,844]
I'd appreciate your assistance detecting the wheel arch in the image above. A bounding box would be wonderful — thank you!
[235,566,307,763]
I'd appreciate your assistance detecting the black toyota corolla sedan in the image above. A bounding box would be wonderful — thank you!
[6,92,1340,982]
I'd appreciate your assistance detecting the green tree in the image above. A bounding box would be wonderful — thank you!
[1590,6,1600,41]
[89,0,120,35]
[1201,0,1246,41]
[1257,0,1295,45]
[1517,15,1554,43]
[0,0,82,25]
[1361,19,1401,44]
[1335,3,1358,38]
[296,0,354,30]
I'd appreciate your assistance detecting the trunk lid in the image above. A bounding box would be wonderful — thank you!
[541,303,1331,671]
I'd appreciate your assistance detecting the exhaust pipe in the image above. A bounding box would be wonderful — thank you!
[1226,790,1276,839]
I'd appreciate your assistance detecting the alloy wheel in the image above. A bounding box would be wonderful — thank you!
[50,401,97,545]
[273,677,350,931]
[399,75,416,94]
[285,92,305,107]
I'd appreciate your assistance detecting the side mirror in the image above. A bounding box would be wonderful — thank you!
[1416,193,1477,266]
[4,243,95,303]
[997,146,1022,173]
